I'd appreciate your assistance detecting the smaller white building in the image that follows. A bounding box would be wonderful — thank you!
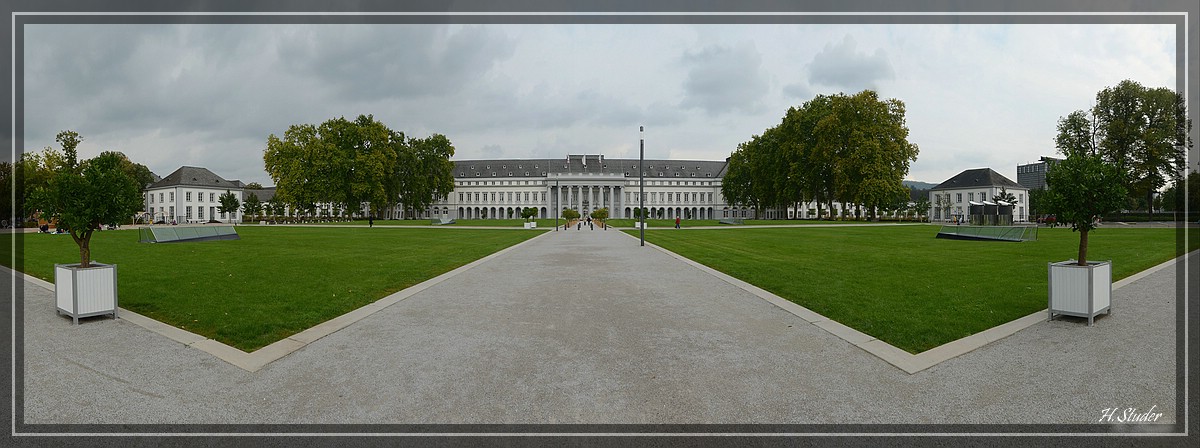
[929,168,1029,222]
[144,166,244,224]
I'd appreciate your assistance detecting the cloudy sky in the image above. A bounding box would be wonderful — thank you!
[22,22,1177,186]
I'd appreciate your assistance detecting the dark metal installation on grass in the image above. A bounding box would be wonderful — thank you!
[935,199,1036,242]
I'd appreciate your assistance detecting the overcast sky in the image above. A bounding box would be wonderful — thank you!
[22,22,1177,186]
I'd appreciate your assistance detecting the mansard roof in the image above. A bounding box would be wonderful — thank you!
[147,166,243,190]
[931,168,1025,191]
[451,156,728,180]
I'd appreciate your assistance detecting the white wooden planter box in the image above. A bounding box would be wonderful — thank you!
[1048,260,1111,325]
[55,262,118,324]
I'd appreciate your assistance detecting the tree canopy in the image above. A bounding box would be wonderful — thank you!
[1088,80,1191,215]
[28,131,142,267]
[722,90,918,220]
[263,115,456,218]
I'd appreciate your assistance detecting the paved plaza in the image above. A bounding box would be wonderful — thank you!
[16,225,1185,427]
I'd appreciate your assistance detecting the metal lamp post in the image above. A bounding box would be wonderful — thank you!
[639,125,645,247]
[555,176,559,231]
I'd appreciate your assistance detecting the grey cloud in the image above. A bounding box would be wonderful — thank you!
[278,25,515,101]
[679,42,769,116]
[782,82,813,101]
[808,35,895,91]
[480,144,504,157]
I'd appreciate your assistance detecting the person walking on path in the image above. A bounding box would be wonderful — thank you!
[675,216,681,229]
[369,216,374,227]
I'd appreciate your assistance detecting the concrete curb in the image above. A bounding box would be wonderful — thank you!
[10,229,554,373]
[619,230,1193,374]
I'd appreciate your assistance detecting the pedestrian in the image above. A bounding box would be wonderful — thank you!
[675,216,680,229]
[369,216,374,227]
[577,221,581,230]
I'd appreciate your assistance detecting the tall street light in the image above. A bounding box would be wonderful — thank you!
[555,176,559,231]
[639,125,645,247]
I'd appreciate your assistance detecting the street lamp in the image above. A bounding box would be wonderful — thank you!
[555,176,559,231]
[639,125,645,247]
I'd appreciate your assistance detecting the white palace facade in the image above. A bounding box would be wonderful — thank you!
[146,154,878,222]
[417,154,735,221]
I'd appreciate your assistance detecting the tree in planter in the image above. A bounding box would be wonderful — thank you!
[591,207,609,222]
[1044,154,1125,265]
[218,190,240,223]
[520,207,538,222]
[561,208,580,221]
[30,131,141,268]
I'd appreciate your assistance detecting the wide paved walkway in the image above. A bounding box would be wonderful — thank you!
[16,225,1183,427]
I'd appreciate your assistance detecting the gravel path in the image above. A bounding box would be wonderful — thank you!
[17,226,1184,428]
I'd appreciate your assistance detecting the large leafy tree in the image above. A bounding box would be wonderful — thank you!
[29,131,142,267]
[1091,80,1192,219]
[729,90,918,221]
[98,150,156,189]
[15,146,66,221]
[265,116,455,220]
[397,133,456,218]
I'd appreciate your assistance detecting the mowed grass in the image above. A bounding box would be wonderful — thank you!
[8,226,540,351]
[296,218,564,228]
[627,225,1193,353]
[605,218,894,228]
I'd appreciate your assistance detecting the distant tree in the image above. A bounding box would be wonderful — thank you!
[992,187,1017,204]
[16,147,67,221]
[561,208,580,221]
[28,131,141,267]
[396,133,456,219]
[914,196,931,222]
[0,162,11,225]
[98,151,156,189]
[591,207,609,221]
[242,192,262,220]
[1090,80,1192,219]
[244,182,263,190]
[1028,188,1050,218]
[934,193,953,221]
[218,190,240,222]
[520,207,537,221]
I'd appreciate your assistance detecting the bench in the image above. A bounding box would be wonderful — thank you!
[718,218,744,225]
[431,218,456,225]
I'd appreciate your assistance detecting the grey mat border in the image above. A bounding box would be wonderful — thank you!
[619,229,1192,374]
[8,229,552,372]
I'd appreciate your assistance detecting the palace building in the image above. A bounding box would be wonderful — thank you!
[145,154,911,223]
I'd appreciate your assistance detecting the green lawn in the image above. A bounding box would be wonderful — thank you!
[293,218,564,228]
[604,218,899,228]
[8,226,540,351]
[626,225,1193,353]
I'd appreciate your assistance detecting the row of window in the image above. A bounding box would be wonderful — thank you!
[147,191,223,204]
[149,206,235,221]
[458,191,548,204]
[935,191,1025,204]
[626,191,714,204]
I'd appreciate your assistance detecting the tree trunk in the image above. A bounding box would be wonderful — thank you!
[78,234,92,268]
[1147,189,1154,222]
[1077,229,1088,266]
